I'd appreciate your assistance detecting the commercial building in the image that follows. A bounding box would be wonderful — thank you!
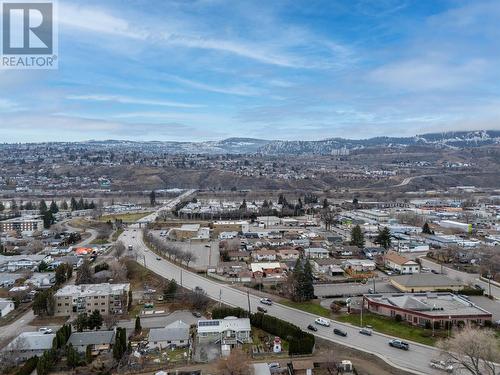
[364,292,492,327]
[54,283,130,317]
[390,274,465,293]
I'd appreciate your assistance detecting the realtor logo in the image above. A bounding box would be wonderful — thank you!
[1,0,58,69]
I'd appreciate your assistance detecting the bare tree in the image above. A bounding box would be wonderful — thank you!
[103,314,119,330]
[109,261,127,282]
[114,241,125,260]
[438,327,500,375]
[183,251,197,268]
[217,348,251,375]
[320,209,336,231]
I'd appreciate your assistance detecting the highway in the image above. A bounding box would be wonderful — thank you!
[120,227,443,375]
[138,189,197,223]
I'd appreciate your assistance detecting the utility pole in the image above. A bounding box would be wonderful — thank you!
[247,290,251,315]
[372,276,376,293]
[180,268,183,287]
[219,289,222,308]
[360,297,363,327]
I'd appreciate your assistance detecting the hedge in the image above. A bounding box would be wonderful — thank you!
[15,357,38,375]
[250,312,315,355]
[211,307,249,319]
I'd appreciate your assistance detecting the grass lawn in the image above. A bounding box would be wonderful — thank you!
[281,300,331,318]
[90,238,109,245]
[112,228,124,241]
[337,312,438,346]
[99,212,152,223]
[167,348,189,362]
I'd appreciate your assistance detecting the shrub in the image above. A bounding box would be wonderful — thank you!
[211,307,248,319]
[395,314,402,322]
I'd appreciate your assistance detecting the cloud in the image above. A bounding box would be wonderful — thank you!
[162,74,262,96]
[66,94,204,108]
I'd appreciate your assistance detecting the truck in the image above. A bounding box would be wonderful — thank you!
[389,339,409,350]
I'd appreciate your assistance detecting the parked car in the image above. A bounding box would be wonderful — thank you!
[39,327,53,334]
[333,328,347,337]
[156,257,161,261]
[429,360,453,373]
[389,339,409,350]
[307,324,318,332]
[192,311,202,318]
[257,306,267,313]
[260,298,273,305]
[359,327,373,336]
[314,317,330,327]
[268,363,280,370]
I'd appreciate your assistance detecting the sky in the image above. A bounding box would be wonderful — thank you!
[1,0,500,142]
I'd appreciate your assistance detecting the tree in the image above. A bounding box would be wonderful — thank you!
[350,225,365,248]
[291,258,304,302]
[302,259,315,301]
[114,240,125,259]
[49,200,59,214]
[75,313,88,332]
[113,327,127,360]
[320,209,335,231]
[70,197,78,211]
[39,200,48,213]
[76,259,93,284]
[217,348,250,375]
[42,210,55,229]
[55,264,69,285]
[374,227,392,249]
[61,200,69,210]
[135,316,142,333]
[149,190,156,207]
[422,222,433,234]
[163,279,178,301]
[88,310,103,330]
[438,327,500,375]
[33,289,54,316]
[86,344,93,364]
[0,202,4,212]
[352,197,359,208]
[323,198,329,208]
[66,343,79,368]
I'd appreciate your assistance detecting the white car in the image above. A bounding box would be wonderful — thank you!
[429,360,453,373]
[314,317,330,327]
[260,298,273,306]
[39,327,53,334]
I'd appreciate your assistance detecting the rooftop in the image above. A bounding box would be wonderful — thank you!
[55,283,129,297]
[391,274,465,288]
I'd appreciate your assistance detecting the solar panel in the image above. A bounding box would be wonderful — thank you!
[199,320,220,327]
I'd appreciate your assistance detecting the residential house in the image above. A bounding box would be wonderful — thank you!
[342,259,376,277]
[25,272,55,289]
[0,298,15,317]
[276,249,300,260]
[0,254,52,272]
[311,258,344,276]
[384,251,420,274]
[4,332,55,360]
[148,320,190,349]
[68,330,115,354]
[290,359,314,375]
[304,247,329,259]
[197,316,251,346]
[252,249,277,262]
[227,251,251,262]
[250,262,286,279]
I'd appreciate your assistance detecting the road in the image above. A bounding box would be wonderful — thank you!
[62,220,99,247]
[138,189,197,223]
[120,227,442,375]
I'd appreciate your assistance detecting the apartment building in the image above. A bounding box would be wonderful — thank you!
[54,283,130,317]
[0,215,43,234]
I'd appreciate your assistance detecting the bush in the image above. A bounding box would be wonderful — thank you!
[395,314,402,322]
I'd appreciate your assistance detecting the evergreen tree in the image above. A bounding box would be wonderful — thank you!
[77,197,84,210]
[86,344,93,364]
[39,199,48,213]
[76,259,93,285]
[88,310,103,330]
[302,260,315,301]
[11,199,18,211]
[66,343,79,368]
[291,258,304,302]
[70,197,78,211]
[75,313,88,332]
[49,200,59,214]
[422,222,432,234]
[0,202,4,212]
[135,315,142,333]
[61,200,69,210]
[323,198,329,208]
[350,225,365,248]
[374,227,392,249]
[149,190,156,207]
[55,264,68,285]
[239,199,247,210]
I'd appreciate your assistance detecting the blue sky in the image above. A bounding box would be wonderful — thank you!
[1,0,500,142]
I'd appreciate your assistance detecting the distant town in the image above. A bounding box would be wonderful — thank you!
[0,136,498,375]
